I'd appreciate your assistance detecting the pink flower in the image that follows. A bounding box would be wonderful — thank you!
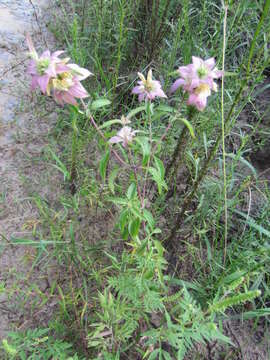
[109,126,137,147]
[171,56,222,94]
[132,69,167,102]
[26,34,93,105]
[187,83,211,111]
[49,66,91,106]
[26,34,69,94]
[171,56,223,111]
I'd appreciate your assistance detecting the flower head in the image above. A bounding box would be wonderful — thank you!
[26,35,92,105]
[26,34,69,94]
[132,69,167,102]
[171,56,223,111]
[109,126,137,147]
[48,65,91,105]
[171,56,223,95]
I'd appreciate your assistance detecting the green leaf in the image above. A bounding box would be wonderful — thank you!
[108,167,119,194]
[163,350,172,360]
[91,99,111,110]
[99,150,110,181]
[126,105,146,119]
[209,290,261,313]
[136,238,148,255]
[228,307,270,320]
[154,240,164,257]
[47,147,70,181]
[148,349,160,360]
[177,117,195,138]
[128,218,141,239]
[119,209,129,234]
[154,157,165,179]
[143,209,155,229]
[155,104,176,113]
[98,119,123,130]
[126,183,136,200]
[226,153,257,177]
[109,197,127,205]
[149,162,167,195]
[135,137,151,166]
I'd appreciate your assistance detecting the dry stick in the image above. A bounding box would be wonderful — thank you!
[165,0,270,249]
[0,58,29,77]
[29,0,48,48]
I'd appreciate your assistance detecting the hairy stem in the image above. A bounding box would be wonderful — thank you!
[165,107,196,197]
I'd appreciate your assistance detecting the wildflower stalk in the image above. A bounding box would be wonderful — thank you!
[165,106,196,188]
[221,4,228,265]
[165,0,270,248]
[113,1,125,93]
[142,101,153,204]
[127,147,143,207]
[70,110,79,195]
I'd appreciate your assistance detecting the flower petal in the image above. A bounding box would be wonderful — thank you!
[154,87,167,98]
[137,72,146,82]
[109,135,122,144]
[138,93,145,102]
[68,82,89,98]
[205,57,215,69]
[61,92,78,105]
[37,75,50,93]
[170,78,185,93]
[192,56,202,69]
[132,85,143,94]
[68,64,92,80]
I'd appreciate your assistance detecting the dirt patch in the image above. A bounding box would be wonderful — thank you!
[0,0,61,338]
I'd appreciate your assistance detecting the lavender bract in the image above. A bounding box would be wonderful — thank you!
[109,126,137,147]
[132,69,167,102]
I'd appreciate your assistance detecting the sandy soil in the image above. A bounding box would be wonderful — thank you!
[0,0,59,338]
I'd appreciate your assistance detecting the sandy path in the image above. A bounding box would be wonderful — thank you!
[0,0,58,338]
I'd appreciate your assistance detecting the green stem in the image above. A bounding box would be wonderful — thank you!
[70,112,78,195]
[165,107,196,192]
[114,0,125,92]
[142,101,152,203]
[221,5,228,265]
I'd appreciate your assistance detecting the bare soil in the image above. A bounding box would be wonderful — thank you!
[0,0,61,339]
